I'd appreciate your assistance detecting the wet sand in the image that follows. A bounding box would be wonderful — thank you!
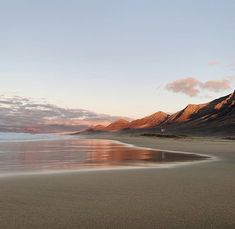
[0,136,235,229]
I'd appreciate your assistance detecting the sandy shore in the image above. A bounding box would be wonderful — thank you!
[0,136,235,229]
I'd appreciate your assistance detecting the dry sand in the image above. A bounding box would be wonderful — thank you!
[0,136,235,229]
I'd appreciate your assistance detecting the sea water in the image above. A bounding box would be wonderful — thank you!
[0,133,209,176]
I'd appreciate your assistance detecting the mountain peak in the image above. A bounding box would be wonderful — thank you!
[128,111,169,129]
[93,124,106,131]
[104,119,130,131]
[167,103,207,123]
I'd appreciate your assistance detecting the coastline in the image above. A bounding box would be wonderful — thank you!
[0,135,235,228]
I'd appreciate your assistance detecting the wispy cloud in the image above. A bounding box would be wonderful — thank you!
[208,60,221,66]
[166,77,233,97]
[0,96,123,132]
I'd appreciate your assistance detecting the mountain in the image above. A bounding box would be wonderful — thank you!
[161,90,235,135]
[78,112,169,134]
[78,91,235,136]
[166,104,207,123]
[167,91,234,124]
[93,125,107,131]
[177,91,233,123]
[104,119,130,132]
[128,111,169,129]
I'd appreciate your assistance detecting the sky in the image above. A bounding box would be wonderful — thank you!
[0,0,235,119]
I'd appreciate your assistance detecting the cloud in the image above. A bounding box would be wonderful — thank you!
[0,96,124,132]
[202,79,231,92]
[208,60,221,66]
[166,77,232,97]
[165,77,202,97]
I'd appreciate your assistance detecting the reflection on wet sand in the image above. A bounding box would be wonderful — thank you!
[0,139,209,174]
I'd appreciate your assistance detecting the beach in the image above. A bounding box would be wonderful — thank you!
[0,136,235,229]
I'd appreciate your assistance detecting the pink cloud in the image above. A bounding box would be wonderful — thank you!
[208,60,221,66]
[165,77,201,97]
[166,77,232,97]
[44,118,111,127]
[202,79,231,92]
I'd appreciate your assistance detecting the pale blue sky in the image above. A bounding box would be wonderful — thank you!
[0,0,234,118]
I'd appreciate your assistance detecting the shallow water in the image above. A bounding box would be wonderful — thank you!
[0,132,68,142]
[0,134,209,176]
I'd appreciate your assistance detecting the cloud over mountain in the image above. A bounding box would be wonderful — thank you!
[166,77,233,97]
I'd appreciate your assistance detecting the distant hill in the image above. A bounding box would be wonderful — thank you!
[77,91,235,136]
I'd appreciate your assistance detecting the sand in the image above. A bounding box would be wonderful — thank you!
[0,136,235,229]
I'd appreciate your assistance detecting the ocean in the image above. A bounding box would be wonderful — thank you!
[0,133,208,177]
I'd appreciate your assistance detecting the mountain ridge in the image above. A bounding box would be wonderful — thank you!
[78,91,235,136]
